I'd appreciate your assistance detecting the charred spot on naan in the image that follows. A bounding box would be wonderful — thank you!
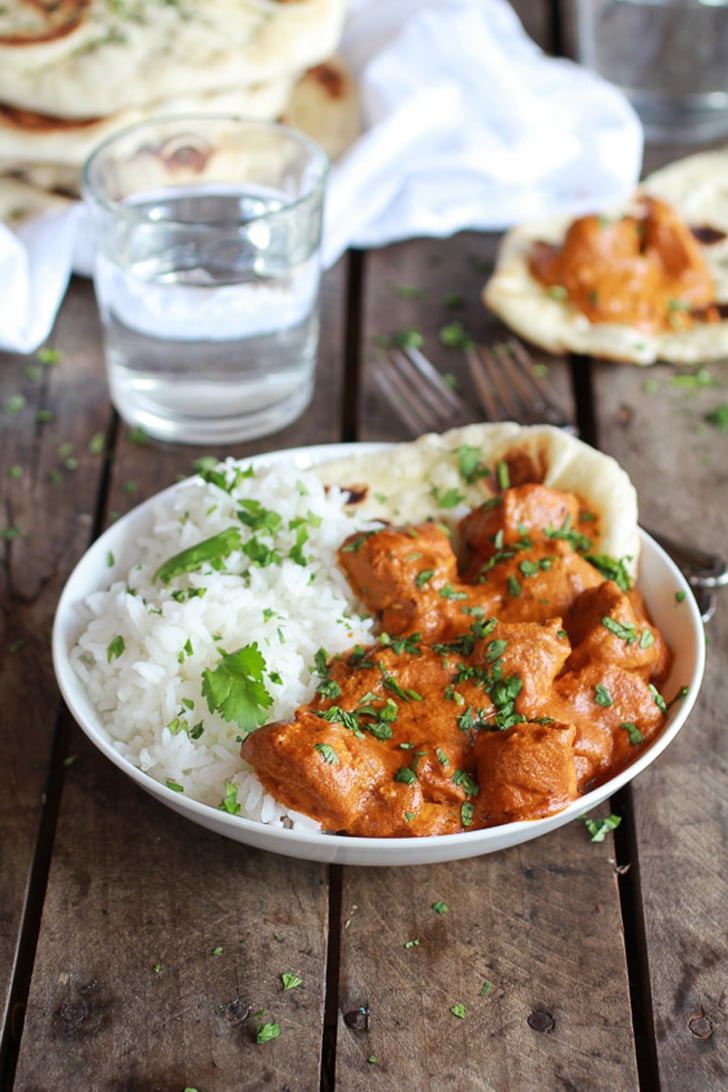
[0,0,89,46]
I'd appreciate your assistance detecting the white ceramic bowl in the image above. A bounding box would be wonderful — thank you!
[52,443,706,866]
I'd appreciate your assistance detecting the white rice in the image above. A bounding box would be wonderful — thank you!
[70,458,379,828]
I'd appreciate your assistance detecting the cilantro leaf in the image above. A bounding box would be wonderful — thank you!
[582,814,621,842]
[201,643,273,732]
[154,527,242,583]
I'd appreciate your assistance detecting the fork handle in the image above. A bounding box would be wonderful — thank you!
[646,527,728,589]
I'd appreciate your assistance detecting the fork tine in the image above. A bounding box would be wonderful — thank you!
[374,362,435,435]
[468,340,572,429]
[467,343,523,421]
[374,346,471,433]
[399,345,465,416]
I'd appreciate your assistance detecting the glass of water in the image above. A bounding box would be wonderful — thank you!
[82,116,329,444]
[576,0,728,145]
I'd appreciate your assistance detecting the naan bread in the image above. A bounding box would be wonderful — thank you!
[0,0,348,120]
[318,423,640,576]
[281,56,361,161]
[0,75,298,191]
[483,150,728,365]
[0,174,73,228]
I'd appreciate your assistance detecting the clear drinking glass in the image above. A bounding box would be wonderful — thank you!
[576,0,728,144]
[82,116,329,444]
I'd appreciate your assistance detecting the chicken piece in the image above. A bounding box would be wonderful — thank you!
[528,196,715,332]
[466,616,571,723]
[459,483,583,573]
[564,580,671,684]
[552,661,667,791]
[337,522,473,640]
[475,538,604,625]
[472,721,578,827]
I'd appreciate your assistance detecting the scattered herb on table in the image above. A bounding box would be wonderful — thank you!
[255,1022,281,1044]
[704,400,728,430]
[582,814,621,842]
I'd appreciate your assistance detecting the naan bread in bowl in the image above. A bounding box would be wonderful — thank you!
[483,149,728,365]
[0,0,348,120]
[317,423,641,578]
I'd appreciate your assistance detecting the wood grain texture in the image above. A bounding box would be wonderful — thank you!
[0,277,111,1055]
[335,822,638,1091]
[357,234,575,445]
[13,723,329,1092]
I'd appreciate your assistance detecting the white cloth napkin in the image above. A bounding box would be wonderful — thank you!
[0,0,643,354]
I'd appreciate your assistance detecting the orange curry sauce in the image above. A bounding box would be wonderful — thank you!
[241,483,673,838]
[529,196,718,331]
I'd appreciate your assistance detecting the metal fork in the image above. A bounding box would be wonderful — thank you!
[374,339,727,620]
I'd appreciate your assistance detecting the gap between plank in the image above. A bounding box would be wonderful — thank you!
[320,864,344,1092]
[569,353,661,1089]
[612,785,662,1090]
[0,713,69,1090]
[340,249,365,444]
[569,354,600,448]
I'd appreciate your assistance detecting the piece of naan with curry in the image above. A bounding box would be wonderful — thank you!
[240,426,678,838]
[483,148,728,364]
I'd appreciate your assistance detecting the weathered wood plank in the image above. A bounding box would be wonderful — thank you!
[593,354,728,1092]
[0,277,112,1059]
[13,725,329,1092]
[335,822,638,1091]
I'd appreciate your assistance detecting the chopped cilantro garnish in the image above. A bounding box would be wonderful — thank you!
[587,553,633,591]
[457,445,490,484]
[432,486,466,509]
[582,814,621,842]
[602,616,638,644]
[705,400,728,430]
[255,1022,281,1044]
[495,461,510,490]
[218,781,241,815]
[314,742,339,765]
[621,722,644,745]
[201,643,273,733]
[394,767,417,785]
[154,527,242,583]
[106,635,125,663]
[439,320,474,349]
[594,684,613,708]
[452,769,479,796]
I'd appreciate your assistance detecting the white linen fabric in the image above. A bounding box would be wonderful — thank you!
[0,0,643,353]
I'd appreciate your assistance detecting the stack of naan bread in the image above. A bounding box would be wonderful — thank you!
[0,0,359,228]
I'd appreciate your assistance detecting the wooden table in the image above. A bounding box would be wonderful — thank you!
[2,6,727,1091]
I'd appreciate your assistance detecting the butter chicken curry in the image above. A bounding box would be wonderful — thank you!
[529,196,717,333]
[241,483,673,837]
